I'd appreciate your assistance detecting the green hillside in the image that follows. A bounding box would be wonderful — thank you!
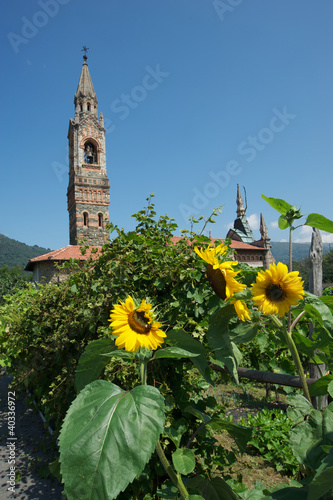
[270,241,331,264]
[0,234,52,269]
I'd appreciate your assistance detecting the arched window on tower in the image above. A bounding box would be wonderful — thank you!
[87,102,91,111]
[80,103,83,112]
[84,142,96,164]
[98,213,103,228]
[83,212,89,226]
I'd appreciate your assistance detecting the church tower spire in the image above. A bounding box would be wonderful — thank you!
[236,184,246,218]
[67,51,110,246]
[74,49,98,117]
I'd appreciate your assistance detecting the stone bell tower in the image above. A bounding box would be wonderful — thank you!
[67,50,110,246]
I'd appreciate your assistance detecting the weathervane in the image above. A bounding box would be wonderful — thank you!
[82,46,89,61]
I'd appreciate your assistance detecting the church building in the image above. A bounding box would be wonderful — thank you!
[26,55,274,283]
[226,185,275,268]
[26,52,110,283]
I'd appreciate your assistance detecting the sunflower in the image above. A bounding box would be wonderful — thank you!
[251,262,304,317]
[232,299,251,321]
[109,296,166,352]
[195,244,246,301]
[204,259,245,301]
[194,243,228,267]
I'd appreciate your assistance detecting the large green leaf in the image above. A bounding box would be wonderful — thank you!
[75,338,116,394]
[304,293,333,334]
[59,380,165,500]
[308,374,333,397]
[328,381,333,398]
[267,486,309,499]
[101,350,136,359]
[166,329,213,384]
[292,331,316,358]
[152,346,200,360]
[261,195,292,216]
[187,475,239,500]
[305,213,333,233]
[288,399,333,471]
[229,323,258,346]
[207,305,241,382]
[308,448,333,500]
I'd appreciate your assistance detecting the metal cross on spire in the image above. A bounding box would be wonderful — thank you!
[82,46,89,61]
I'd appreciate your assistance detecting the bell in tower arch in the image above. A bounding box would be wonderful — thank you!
[84,142,96,164]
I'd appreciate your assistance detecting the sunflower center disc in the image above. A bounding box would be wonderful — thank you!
[206,264,227,300]
[267,284,285,302]
[128,310,152,335]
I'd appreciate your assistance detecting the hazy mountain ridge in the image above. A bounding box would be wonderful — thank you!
[0,234,331,269]
[0,234,51,269]
[270,241,332,264]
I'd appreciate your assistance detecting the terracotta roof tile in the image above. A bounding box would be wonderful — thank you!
[170,236,265,251]
[25,245,102,270]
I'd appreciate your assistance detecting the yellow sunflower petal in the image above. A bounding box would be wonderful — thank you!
[232,300,251,321]
[251,262,304,317]
[109,295,166,352]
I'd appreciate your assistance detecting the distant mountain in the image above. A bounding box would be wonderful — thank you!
[270,241,332,264]
[0,234,52,269]
[1,234,332,271]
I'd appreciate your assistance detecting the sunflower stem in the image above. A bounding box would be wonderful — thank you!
[288,226,293,273]
[155,440,189,499]
[281,316,312,403]
[270,315,311,403]
[140,360,147,386]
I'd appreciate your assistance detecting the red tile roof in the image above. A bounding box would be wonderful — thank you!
[170,236,265,251]
[25,237,265,272]
[25,245,102,270]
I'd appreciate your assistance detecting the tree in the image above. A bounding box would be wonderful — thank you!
[0,265,31,305]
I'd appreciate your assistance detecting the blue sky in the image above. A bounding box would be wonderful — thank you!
[1,0,333,250]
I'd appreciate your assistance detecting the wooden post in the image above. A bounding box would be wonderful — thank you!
[309,228,328,409]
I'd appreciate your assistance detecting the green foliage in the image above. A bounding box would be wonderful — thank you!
[0,197,220,428]
[187,476,239,500]
[262,194,333,234]
[240,408,300,475]
[0,265,31,305]
[0,233,51,268]
[287,395,333,473]
[3,194,333,499]
[59,380,165,500]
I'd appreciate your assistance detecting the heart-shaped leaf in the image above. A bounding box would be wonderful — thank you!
[172,448,196,475]
[59,380,165,500]
[305,213,333,233]
[262,194,292,216]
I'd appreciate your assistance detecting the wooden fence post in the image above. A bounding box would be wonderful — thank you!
[309,228,328,409]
